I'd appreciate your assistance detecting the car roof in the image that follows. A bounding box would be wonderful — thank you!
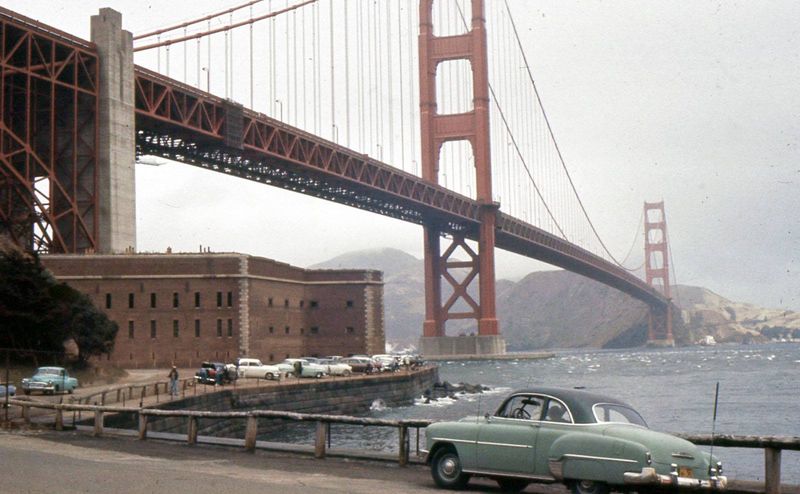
[504,387,635,424]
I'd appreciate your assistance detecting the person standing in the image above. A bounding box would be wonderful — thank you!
[168,366,179,397]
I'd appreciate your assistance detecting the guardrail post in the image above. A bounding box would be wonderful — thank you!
[93,408,104,436]
[398,426,409,466]
[55,406,64,431]
[187,416,198,445]
[315,421,328,458]
[101,391,107,405]
[116,389,122,403]
[138,412,148,440]
[22,403,30,425]
[765,448,782,494]
[244,415,258,452]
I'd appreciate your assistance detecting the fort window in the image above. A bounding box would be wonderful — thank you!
[173,320,179,338]
[217,319,222,337]
[299,300,305,308]
[227,319,233,337]
[285,326,290,334]
[310,326,319,335]
[227,291,233,307]
[129,353,133,360]
[269,354,274,361]
[128,321,134,339]
[284,299,289,308]
[216,292,222,307]
[173,292,179,308]
[300,328,305,335]
[150,293,157,308]
[346,300,354,308]
[268,297,273,307]
[194,319,200,337]
[310,300,318,308]
[128,293,135,308]
[269,326,274,334]
[194,292,201,308]
[150,320,157,338]
[346,326,354,334]
[105,293,112,309]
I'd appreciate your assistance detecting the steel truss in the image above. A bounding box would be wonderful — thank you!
[0,8,98,253]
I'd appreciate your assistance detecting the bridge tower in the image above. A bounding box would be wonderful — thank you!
[644,201,674,344]
[417,0,505,356]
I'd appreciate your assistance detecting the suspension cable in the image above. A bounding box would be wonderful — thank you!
[503,0,628,266]
[134,0,265,40]
[134,0,318,52]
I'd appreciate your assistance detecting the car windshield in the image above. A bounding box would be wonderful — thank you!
[37,367,62,375]
[592,403,648,427]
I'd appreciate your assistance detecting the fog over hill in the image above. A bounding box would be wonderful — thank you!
[313,248,800,350]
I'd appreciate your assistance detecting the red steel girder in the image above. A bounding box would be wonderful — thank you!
[0,7,98,254]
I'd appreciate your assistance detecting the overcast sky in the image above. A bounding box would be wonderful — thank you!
[8,1,799,311]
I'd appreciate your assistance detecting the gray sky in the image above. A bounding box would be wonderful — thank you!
[8,1,800,311]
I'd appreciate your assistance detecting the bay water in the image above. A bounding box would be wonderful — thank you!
[315,343,799,484]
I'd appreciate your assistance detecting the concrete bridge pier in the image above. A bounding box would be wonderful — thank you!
[91,8,136,253]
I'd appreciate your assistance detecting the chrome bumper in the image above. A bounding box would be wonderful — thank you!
[623,467,727,490]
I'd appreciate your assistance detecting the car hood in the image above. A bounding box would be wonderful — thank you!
[601,424,710,471]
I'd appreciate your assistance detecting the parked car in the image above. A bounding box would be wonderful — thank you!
[0,382,16,398]
[276,358,326,378]
[339,356,377,374]
[306,357,352,377]
[372,354,399,372]
[195,362,236,385]
[424,386,727,493]
[21,367,78,395]
[236,357,283,380]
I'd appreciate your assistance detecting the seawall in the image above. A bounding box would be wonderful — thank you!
[104,366,439,437]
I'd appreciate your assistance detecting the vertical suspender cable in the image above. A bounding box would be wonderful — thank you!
[292,10,298,124]
[330,0,336,142]
[344,0,351,147]
[166,45,171,77]
[183,27,188,82]
[207,21,212,92]
[397,2,405,169]
[357,0,365,151]
[386,1,394,164]
[225,28,229,98]
[196,37,201,88]
[250,5,254,109]
[230,13,234,100]
[374,0,382,159]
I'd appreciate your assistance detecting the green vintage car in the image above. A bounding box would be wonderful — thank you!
[424,387,726,493]
[21,367,79,395]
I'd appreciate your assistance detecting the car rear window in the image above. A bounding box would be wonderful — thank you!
[592,403,648,427]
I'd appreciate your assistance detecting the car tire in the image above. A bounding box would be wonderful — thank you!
[265,372,274,380]
[23,390,30,395]
[286,372,295,378]
[431,447,470,490]
[343,370,352,377]
[570,480,609,494]
[55,385,60,393]
[496,478,530,493]
[68,388,73,394]
[315,372,323,379]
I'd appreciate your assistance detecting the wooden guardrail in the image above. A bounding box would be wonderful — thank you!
[676,433,800,494]
[69,377,200,406]
[6,399,799,490]
[6,399,432,466]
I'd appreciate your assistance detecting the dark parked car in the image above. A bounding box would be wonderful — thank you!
[195,362,236,385]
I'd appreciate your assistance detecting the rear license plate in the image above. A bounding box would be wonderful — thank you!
[678,467,693,478]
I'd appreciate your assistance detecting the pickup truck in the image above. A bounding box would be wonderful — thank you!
[236,357,283,380]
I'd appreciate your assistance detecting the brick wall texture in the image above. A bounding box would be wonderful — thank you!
[42,253,385,368]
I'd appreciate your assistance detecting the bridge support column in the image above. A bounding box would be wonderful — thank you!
[91,9,136,253]
[644,201,674,345]
[417,0,505,357]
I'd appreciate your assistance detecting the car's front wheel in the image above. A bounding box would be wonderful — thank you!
[496,478,530,493]
[431,447,470,490]
[570,480,609,494]
[265,372,275,380]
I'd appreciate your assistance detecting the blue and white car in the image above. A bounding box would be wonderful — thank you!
[0,382,15,398]
[21,367,78,395]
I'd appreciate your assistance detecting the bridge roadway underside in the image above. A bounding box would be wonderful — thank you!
[135,98,666,311]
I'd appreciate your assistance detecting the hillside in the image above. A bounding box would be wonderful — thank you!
[313,248,800,349]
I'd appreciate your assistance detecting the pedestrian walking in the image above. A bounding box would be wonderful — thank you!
[168,366,179,397]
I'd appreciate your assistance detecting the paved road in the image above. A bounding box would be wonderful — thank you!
[1,430,571,494]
